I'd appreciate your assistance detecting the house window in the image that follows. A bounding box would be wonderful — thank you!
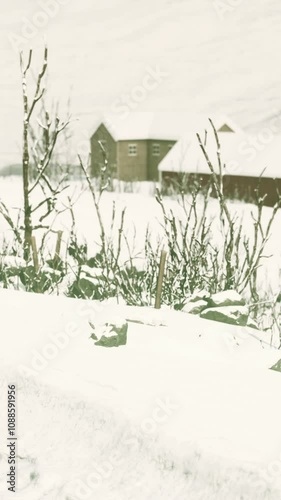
[152,143,160,156]
[128,144,137,156]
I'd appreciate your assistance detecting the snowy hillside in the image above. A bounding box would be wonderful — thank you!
[1,0,281,166]
[1,288,281,499]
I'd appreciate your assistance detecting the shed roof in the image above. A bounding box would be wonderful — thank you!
[159,124,281,179]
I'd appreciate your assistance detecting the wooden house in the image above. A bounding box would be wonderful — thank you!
[90,112,206,181]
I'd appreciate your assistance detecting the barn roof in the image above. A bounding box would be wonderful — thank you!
[90,112,241,142]
[158,124,281,179]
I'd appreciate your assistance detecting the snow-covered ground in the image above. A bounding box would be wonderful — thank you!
[0,177,280,497]
[0,288,281,499]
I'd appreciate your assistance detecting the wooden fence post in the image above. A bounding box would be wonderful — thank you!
[155,249,167,309]
[54,230,63,268]
[31,236,39,273]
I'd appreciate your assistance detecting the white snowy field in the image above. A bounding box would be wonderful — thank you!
[0,288,281,499]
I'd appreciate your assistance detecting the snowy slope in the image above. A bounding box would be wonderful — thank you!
[1,1,281,167]
[0,288,281,499]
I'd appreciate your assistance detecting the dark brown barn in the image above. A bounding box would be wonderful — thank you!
[161,172,281,207]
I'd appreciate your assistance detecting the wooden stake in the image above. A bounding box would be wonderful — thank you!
[155,249,167,309]
[31,236,39,273]
[54,230,63,267]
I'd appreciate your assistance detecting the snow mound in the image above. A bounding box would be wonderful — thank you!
[0,289,281,499]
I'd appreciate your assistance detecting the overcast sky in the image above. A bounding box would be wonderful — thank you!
[1,0,281,167]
